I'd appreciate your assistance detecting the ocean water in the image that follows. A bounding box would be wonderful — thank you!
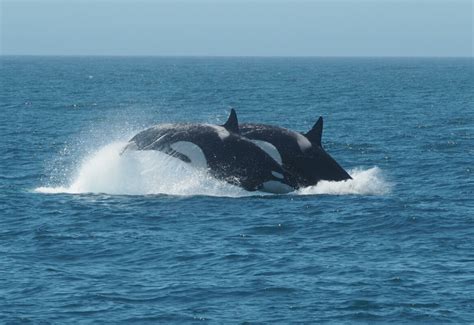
[1,56,473,323]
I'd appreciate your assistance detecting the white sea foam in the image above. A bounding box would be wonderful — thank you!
[35,142,249,197]
[35,142,391,197]
[296,167,391,196]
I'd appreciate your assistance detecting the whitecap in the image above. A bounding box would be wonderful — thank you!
[296,167,392,196]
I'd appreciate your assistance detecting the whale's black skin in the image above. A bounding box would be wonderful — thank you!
[240,117,352,187]
[124,110,298,193]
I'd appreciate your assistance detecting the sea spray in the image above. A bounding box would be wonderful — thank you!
[296,167,391,196]
[36,142,391,197]
[36,142,249,197]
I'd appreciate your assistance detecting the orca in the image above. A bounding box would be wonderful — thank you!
[123,110,298,193]
[240,116,352,187]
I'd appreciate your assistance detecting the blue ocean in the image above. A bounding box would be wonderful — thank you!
[1,56,473,323]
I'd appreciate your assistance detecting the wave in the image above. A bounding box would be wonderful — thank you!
[296,167,391,196]
[35,142,390,197]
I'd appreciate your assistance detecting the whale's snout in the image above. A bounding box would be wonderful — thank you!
[120,141,138,155]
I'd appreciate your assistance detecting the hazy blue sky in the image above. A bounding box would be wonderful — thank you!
[1,0,472,56]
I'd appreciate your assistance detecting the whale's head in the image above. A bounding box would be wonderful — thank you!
[295,116,352,186]
[295,146,351,186]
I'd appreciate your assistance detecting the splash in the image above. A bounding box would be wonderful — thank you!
[35,142,390,197]
[35,142,249,197]
[296,167,391,196]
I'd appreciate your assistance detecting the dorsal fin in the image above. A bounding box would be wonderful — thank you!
[222,108,239,133]
[305,116,323,146]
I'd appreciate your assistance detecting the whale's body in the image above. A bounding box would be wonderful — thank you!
[240,117,351,187]
[124,110,351,192]
[124,111,297,193]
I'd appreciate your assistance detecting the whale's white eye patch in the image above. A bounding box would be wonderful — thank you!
[170,141,207,170]
[294,133,312,152]
[251,140,283,165]
[206,124,230,140]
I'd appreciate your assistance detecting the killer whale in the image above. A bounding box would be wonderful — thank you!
[240,117,352,187]
[123,110,298,193]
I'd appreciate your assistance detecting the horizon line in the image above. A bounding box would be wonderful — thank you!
[1,54,473,59]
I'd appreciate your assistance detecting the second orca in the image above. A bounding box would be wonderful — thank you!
[240,116,352,187]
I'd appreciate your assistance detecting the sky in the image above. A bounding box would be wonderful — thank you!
[0,0,472,57]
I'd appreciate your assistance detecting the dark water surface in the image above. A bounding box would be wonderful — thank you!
[1,56,473,323]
